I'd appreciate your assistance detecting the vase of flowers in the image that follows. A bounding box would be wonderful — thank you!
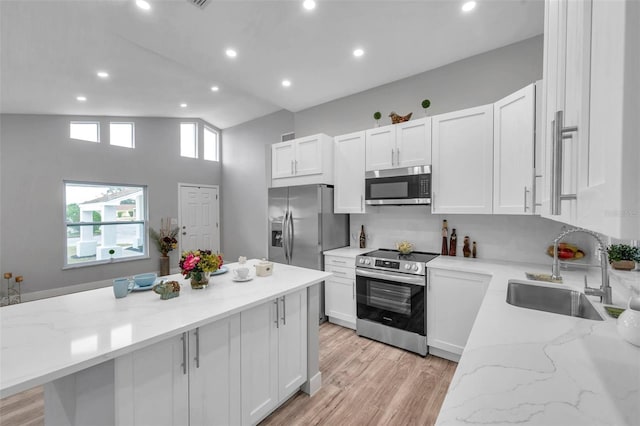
[179,249,223,289]
[150,218,179,276]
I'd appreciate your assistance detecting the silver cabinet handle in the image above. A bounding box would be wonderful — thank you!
[295,160,298,174]
[274,299,279,328]
[551,111,578,215]
[181,332,187,375]
[332,270,347,275]
[194,328,200,369]
[396,148,400,165]
[332,259,347,264]
[281,296,286,326]
[352,281,355,299]
[523,186,529,212]
[391,148,394,166]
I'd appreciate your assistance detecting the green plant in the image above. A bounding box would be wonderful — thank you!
[373,111,382,120]
[606,244,640,262]
[421,99,431,109]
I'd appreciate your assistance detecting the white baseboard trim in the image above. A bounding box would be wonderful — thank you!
[428,346,461,363]
[328,316,356,330]
[302,371,322,396]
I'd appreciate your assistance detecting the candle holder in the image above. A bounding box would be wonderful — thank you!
[1,272,11,306]
[3,273,22,305]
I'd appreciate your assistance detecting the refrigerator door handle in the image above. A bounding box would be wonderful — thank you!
[287,210,294,263]
[282,210,290,264]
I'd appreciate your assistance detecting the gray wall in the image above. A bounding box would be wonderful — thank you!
[0,114,221,296]
[221,110,294,262]
[295,36,543,137]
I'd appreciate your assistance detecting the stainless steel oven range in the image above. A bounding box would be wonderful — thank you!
[355,249,439,356]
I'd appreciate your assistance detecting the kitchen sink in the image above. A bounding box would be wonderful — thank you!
[506,280,603,321]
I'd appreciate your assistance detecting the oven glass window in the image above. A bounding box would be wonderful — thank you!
[370,181,408,198]
[368,281,411,315]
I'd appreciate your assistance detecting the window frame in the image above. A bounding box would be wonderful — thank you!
[70,121,100,143]
[109,122,135,149]
[180,122,198,159]
[63,180,149,269]
[203,125,220,162]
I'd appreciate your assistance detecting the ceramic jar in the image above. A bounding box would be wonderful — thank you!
[617,296,640,347]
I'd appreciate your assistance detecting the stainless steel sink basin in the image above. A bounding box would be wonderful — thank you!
[506,280,603,321]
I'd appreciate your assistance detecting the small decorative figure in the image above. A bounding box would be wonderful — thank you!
[389,111,413,124]
[449,228,457,257]
[441,220,449,255]
[472,241,477,258]
[153,280,181,300]
[463,236,471,258]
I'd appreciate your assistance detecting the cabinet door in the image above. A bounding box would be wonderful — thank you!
[431,105,494,214]
[294,135,323,176]
[493,84,535,214]
[190,315,241,426]
[278,290,308,401]
[241,300,279,425]
[396,117,431,168]
[324,276,356,329]
[115,334,189,426]
[272,141,295,179]
[365,125,396,171]
[427,269,490,356]
[334,131,366,213]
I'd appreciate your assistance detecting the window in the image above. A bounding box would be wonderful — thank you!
[64,182,147,268]
[180,122,198,158]
[70,121,100,143]
[110,122,135,148]
[203,126,219,161]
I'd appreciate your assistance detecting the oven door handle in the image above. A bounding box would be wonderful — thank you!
[356,268,425,286]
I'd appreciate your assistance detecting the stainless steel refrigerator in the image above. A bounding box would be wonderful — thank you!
[268,184,349,322]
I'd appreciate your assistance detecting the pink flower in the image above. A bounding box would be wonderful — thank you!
[182,254,200,272]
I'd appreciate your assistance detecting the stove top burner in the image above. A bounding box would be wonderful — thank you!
[362,249,440,263]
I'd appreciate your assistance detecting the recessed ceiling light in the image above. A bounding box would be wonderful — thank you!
[180,103,187,108]
[282,79,292,88]
[76,96,87,102]
[353,48,364,58]
[136,0,151,11]
[225,48,237,58]
[303,0,316,11]
[97,71,109,78]
[462,1,476,12]
[211,86,219,92]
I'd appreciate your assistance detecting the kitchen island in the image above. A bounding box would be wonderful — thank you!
[0,260,331,425]
[431,257,640,425]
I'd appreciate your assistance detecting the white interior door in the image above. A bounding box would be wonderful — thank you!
[179,184,220,253]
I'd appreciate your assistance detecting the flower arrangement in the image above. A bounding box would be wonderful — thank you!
[150,218,179,256]
[179,249,224,282]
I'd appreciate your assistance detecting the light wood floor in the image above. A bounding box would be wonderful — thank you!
[0,323,456,426]
[261,322,457,426]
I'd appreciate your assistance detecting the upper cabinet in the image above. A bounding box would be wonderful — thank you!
[493,84,536,215]
[271,134,334,188]
[431,105,494,214]
[365,117,431,171]
[334,131,366,214]
[541,0,639,239]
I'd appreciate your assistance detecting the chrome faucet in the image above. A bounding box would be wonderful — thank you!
[551,227,612,304]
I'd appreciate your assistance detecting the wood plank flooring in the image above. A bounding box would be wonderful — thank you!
[0,322,456,426]
[261,322,457,426]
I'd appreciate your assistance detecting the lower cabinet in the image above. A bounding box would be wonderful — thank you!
[324,254,356,329]
[241,289,307,425]
[115,314,240,426]
[427,268,490,361]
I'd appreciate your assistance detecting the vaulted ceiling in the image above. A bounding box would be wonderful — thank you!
[0,0,544,129]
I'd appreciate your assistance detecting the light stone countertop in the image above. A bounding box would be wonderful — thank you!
[430,256,640,425]
[323,246,371,258]
[0,260,331,398]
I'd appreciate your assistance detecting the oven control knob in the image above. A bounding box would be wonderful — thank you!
[358,258,364,264]
[404,264,410,270]
[412,264,419,271]
[364,259,371,265]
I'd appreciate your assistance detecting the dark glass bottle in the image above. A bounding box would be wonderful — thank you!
[449,228,457,256]
[441,220,449,255]
[472,241,477,258]
[359,225,366,249]
[463,236,471,258]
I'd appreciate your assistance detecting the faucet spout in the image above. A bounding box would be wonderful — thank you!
[550,227,611,304]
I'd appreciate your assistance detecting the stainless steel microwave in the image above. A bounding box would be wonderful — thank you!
[365,166,431,205]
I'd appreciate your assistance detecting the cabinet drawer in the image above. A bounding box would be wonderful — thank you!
[325,264,354,279]
[324,256,355,269]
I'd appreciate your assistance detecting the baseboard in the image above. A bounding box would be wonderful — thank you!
[428,346,461,363]
[328,316,356,330]
[302,371,322,396]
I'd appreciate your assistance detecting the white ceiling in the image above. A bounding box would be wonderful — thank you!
[0,0,544,130]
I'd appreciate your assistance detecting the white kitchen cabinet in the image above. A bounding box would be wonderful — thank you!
[241,289,307,425]
[324,255,357,329]
[365,117,431,171]
[431,105,494,214]
[427,268,490,362]
[271,134,333,187]
[493,84,536,215]
[115,314,240,426]
[540,0,592,225]
[575,0,640,239]
[334,131,366,214]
